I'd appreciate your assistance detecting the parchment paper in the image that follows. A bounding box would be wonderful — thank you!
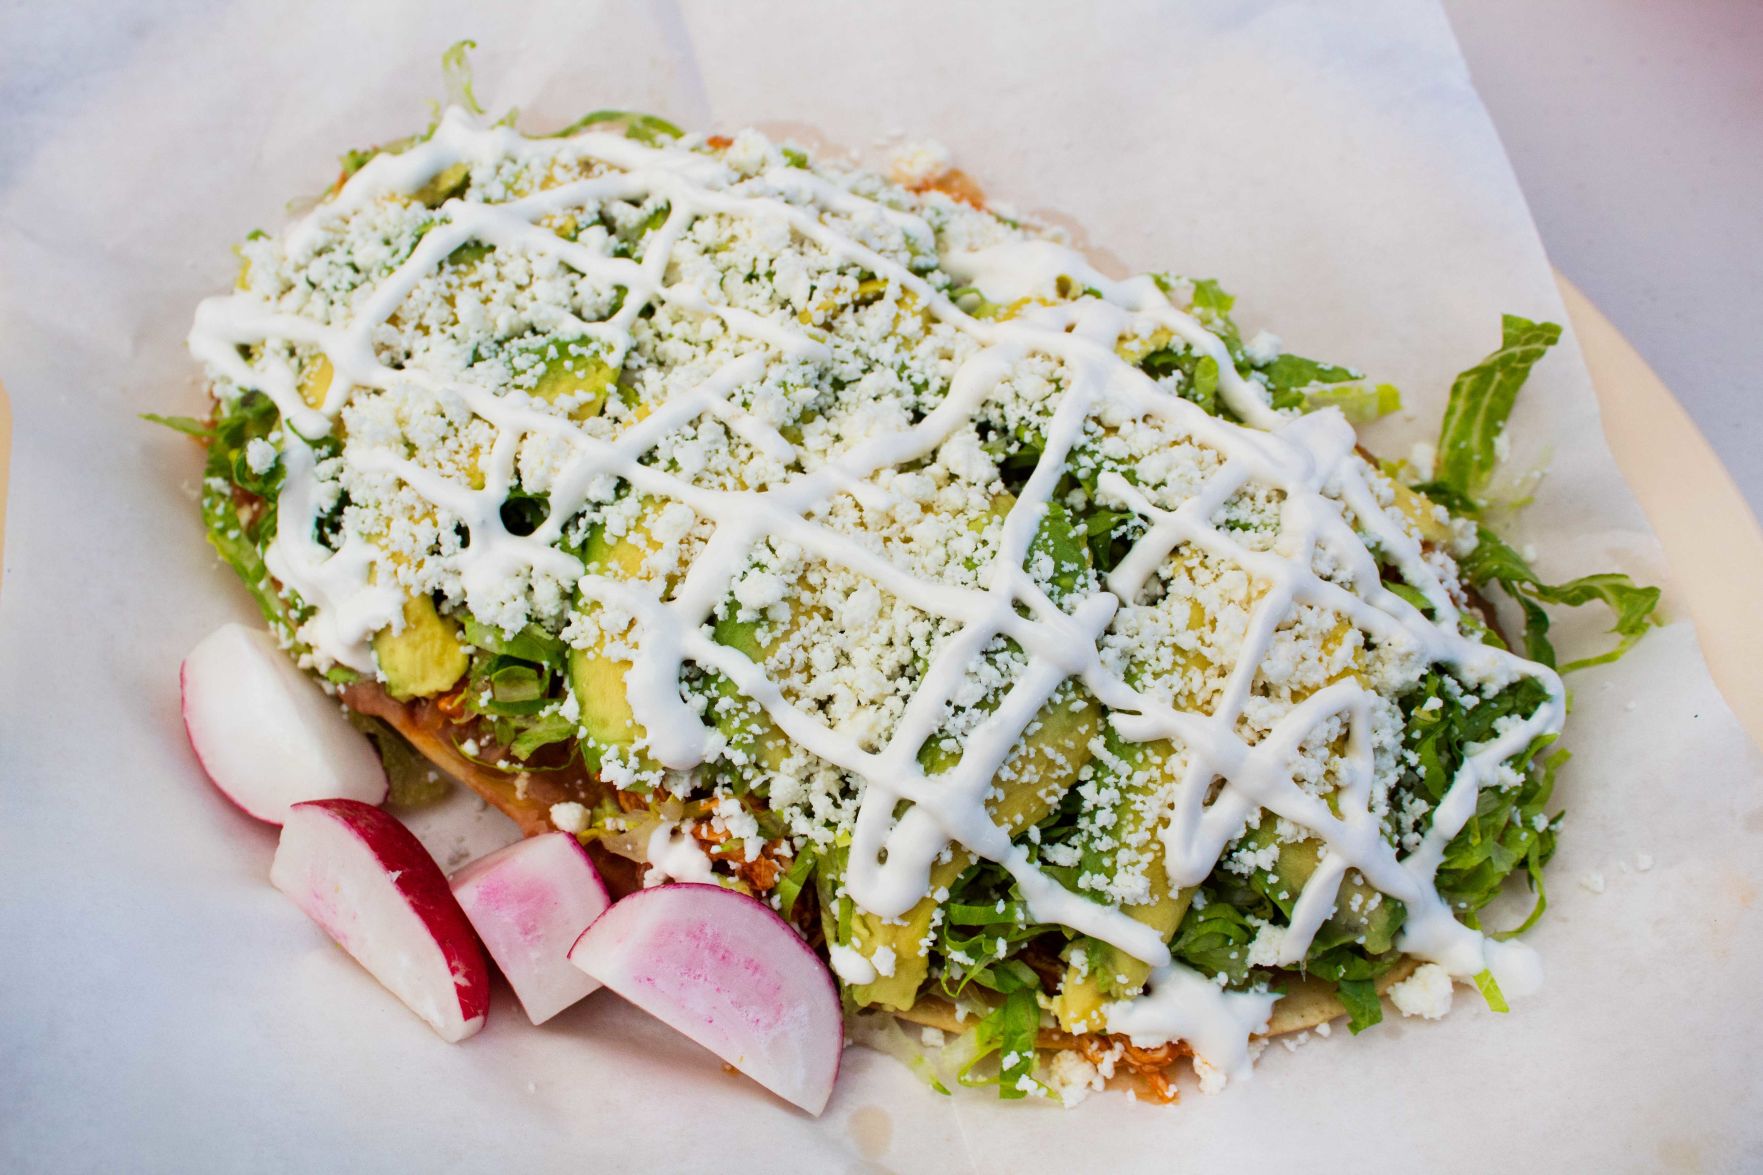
[3,2,1760,1171]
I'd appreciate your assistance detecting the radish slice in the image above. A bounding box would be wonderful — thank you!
[271,799,488,1042]
[180,623,387,824]
[568,883,843,1115]
[450,833,612,1025]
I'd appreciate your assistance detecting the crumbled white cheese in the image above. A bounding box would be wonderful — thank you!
[827,943,877,985]
[1388,963,1455,1021]
[549,801,589,834]
[888,139,951,187]
[1046,1048,1107,1108]
[1244,329,1282,365]
[243,436,279,475]
[1192,1055,1229,1095]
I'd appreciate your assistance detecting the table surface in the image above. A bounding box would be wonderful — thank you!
[1443,0,1763,515]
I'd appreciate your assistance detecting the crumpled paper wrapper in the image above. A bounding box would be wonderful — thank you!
[2,1,1759,1170]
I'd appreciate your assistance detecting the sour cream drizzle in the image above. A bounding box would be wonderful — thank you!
[189,109,1565,1081]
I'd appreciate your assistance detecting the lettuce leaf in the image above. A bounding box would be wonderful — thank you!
[350,713,452,807]
[957,985,1042,1099]
[1188,278,1241,350]
[1302,381,1402,422]
[1431,314,1562,503]
[1261,353,1360,391]
[1168,898,1256,985]
[1334,978,1384,1035]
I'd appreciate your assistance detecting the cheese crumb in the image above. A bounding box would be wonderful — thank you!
[1046,1048,1106,1108]
[888,139,952,188]
[827,943,877,985]
[1192,1055,1228,1095]
[244,436,279,475]
[1388,963,1455,1020]
[549,801,589,834]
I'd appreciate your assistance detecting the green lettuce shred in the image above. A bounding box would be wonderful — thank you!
[1461,527,1661,671]
[773,848,817,919]
[957,984,1042,1100]
[551,109,684,144]
[349,714,452,807]
[1413,313,1661,673]
[149,392,295,635]
[1302,381,1402,422]
[1473,968,1510,1013]
[441,40,485,117]
[1333,978,1384,1035]
[141,412,212,439]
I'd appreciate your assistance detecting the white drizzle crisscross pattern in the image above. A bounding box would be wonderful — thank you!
[189,110,1564,1077]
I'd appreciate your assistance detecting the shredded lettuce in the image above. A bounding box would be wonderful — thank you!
[1332,977,1384,1035]
[957,984,1042,1099]
[934,864,1046,1000]
[1167,899,1256,985]
[1473,968,1509,1013]
[1400,672,1565,937]
[350,713,451,806]
[550,109,684,144]
[457,615,578,760]
[1302,381,1402,423]
[1261,353,1360,390]
[441,40,485,117]
[1187,277,1241,350]
[140,412,212,439]
[148,392,296,636]
[1408,313,1661,672]
[774,848,817,920]
[1462,526,1660,671]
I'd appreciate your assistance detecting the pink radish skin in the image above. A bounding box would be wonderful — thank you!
[568,883,843,1116]
[450,833,612,1025]
[180,623,387,825]
[272,799,488,1043]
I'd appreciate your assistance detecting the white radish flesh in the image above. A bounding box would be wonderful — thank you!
[451,832,612,1025]
[568,883,843,1115]
[272,799,489,1042]
[180,623,386,825]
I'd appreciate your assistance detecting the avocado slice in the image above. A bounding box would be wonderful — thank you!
[569,645,640,747]
[297,355,333,411]
[847,684,1102,1011]
[707,613,793,777]
[411,161,471,208]
[373,595,468,700]
[1242,821,1405,956]
[566,505,659,750]
[1049,734,1193,1031]
[1391,481,1452,544]
[529,337,616,415]
[845,500,1107,1009]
